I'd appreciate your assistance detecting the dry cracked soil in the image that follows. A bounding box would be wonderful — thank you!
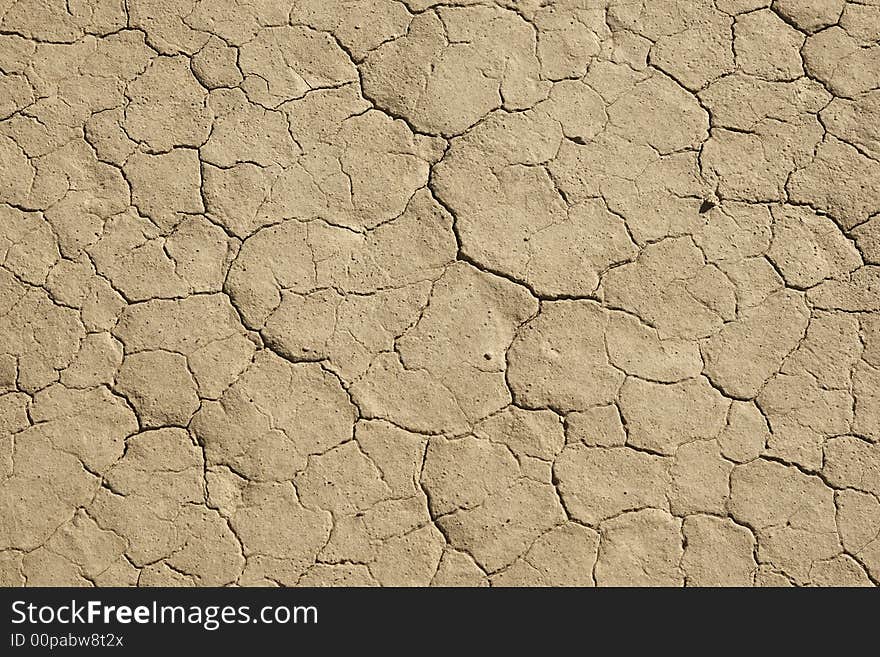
[1,0,879,588]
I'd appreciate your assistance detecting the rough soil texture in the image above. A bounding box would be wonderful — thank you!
[1,0,879,588]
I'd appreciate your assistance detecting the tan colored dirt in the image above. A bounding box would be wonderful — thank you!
[1,0,878,587]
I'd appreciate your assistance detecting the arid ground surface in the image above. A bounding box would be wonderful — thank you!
[1,0,879,587]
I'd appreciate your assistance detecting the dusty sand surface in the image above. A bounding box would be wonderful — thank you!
[1,0,879,587]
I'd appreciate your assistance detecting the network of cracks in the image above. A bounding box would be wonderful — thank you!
[1,0,880,586]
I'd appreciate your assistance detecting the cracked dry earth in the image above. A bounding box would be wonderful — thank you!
[1,0,880,590]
